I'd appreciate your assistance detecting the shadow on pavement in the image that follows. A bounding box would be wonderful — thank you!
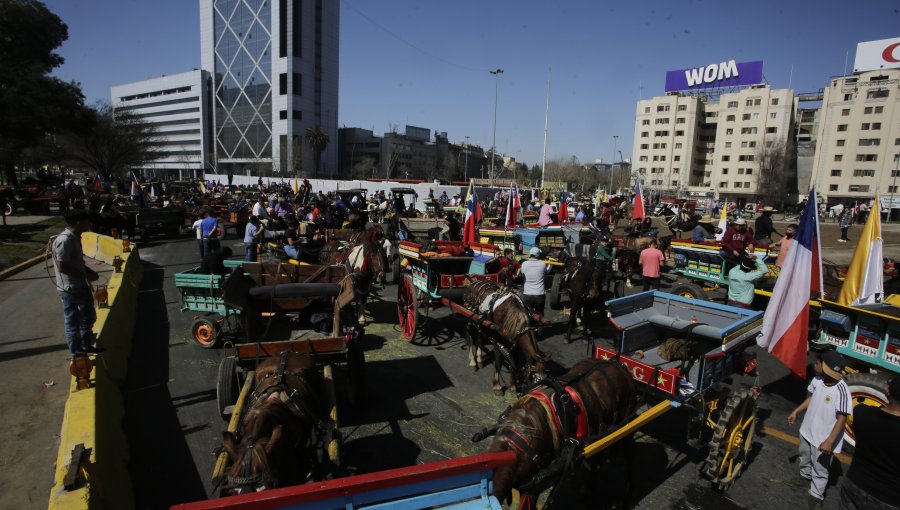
[123,261,207,508]
[0,342,68,362]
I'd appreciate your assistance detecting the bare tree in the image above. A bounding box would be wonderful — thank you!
[352,156,375,180]
[756,139,794,207]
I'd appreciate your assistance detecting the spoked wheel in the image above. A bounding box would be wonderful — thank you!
[843,372,889,447]
[702,388,759,491]
[548,273,564,310]
[397,274,420,342]
[191,317,221,348]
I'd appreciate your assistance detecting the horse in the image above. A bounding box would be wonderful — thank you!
[221,351,327,495]
[559,257,608,344]
[462,279,550,396]
[318,233,388,325]
[483,359,637,508]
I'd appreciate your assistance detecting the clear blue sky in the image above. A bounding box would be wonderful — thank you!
[44,0,899,169]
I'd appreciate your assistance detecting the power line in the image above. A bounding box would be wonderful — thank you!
[343,1,490,74]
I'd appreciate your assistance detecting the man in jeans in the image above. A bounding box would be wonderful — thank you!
[521,247,550,324]
[243,215,265,262]
[52,210,102,356]
[200,210,221,254]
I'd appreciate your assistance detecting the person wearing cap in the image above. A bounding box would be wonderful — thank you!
[692,215,717,243]
[840,376,900,510]
[521,247,550,324]
[720,218,754,270]
[726,255,768,308]
[754,206,780,245]
[593,236,614,293]
[788,350,852,509]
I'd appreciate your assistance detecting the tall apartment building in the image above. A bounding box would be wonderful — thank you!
[632,85,795,203]
[810,68,900,204]
[199,0,339,177]
[110,70,213,179]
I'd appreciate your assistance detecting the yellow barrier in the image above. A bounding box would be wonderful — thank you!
[48,233,142,510]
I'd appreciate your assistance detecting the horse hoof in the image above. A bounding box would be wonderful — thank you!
[565,337,574,345]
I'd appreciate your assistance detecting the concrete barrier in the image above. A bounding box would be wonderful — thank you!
[48,233,142,510]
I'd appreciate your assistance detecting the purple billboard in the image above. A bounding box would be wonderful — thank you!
[664,60,763,92]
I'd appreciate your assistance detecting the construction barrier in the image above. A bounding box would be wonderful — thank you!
[48,233,142,510]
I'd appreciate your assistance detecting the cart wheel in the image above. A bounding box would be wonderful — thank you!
[3,202,13,217]
[702,388,758,491]
[397,274,420,342]
[346,341,367,407]
[191,317,221,348]
[843,372,889,447]
[391,255,402,285]
[672,281,709,301]
[216,356,240,421]
[548,273,564,310]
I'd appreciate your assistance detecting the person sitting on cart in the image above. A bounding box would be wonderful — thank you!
[692,215,717,243]
[719,218,754,271]
[538,198,555,226]
[593,236,614,294]
[521,247,551,325]
[754,206,780,246]
[788,350,852,510]
[200,246,233,275]
[726,255,767,309]
[497,248,521,286]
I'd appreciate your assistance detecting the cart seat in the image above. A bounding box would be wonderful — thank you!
[646,314,722,342]
[249,283,341,301]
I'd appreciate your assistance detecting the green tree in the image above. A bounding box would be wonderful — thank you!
[304,125,330,179]
[59,103,165,177]
[0,0,85,185]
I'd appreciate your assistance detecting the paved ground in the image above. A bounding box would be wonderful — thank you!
[3,221,900,510]
[1,214,53,227]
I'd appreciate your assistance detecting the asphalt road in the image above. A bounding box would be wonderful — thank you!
[123,233,858,510]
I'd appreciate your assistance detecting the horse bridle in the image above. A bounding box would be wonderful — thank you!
[509,327,548,385]
[226,435,268,493]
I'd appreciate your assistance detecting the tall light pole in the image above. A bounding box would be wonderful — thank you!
[612,135,619,193]
[490,68,504,187]
[464,135,470,180]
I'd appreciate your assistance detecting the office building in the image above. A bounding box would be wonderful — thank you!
[199,0,339,177]
[110,70,213,179]
[810,68,900,203]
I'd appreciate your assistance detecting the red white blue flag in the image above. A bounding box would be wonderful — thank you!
[130,172,141,196]
[632,177,645,220]
[505,183,521,227]
[557,191,569,222]
[757,188,822,379]
[463,179,482,245]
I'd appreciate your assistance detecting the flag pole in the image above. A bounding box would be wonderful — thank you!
[541,68,551,189]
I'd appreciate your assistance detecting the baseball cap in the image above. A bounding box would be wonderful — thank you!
[820,350,845,380]
[529,247,542,257]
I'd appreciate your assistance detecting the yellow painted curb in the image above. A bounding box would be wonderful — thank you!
[0,252,50,281]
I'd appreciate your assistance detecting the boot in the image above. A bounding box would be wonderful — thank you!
[808,496,823,510]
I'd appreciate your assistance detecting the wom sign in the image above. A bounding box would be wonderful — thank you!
[854,37,900,73]
[665,60,764,93]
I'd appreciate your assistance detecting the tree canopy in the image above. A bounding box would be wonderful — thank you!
[304,126,330,179]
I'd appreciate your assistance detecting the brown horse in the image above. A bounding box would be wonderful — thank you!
[221,351,325,495]
[319,233,388,325]
[485,359,637,507]
[463,280,550,396]
[559,257,609,344]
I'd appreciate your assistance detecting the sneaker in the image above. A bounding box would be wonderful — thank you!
[837,239,846,242]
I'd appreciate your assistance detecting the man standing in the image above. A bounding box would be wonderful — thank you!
[726,256,768,308]
[838,206,853,242]
[200,210,221,254]
[496,248,520,286]
[639,238,666,291]
[53,210,102,356]
[773,224,797,268]
[521,247,550,324]
[839,376,900,510]
[754,206,779,245]
[788,350,852,510]
[243,216,265,262]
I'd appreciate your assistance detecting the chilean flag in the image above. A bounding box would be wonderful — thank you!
[757,188,823,379]
[632,177,645,220]
[463,179,482,245]
[130,172,141,196]
[505,183,520,227]
[558,191,569,222]
[93,175,102,190]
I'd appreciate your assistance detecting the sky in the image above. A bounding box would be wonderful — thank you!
[43,0,900,169]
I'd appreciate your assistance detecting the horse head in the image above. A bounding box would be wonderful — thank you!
[486,400,554,504]
[515,327,550,386]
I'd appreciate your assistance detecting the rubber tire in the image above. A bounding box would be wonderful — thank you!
[391,254,402,285]
[397,274,420,342]
[672,281,709,301]
[843,372,890,447]
[191,317,221,349]
[216,356,240,421]
[702,388,758,491]
[548,273,564,311]
[346,340,367,407]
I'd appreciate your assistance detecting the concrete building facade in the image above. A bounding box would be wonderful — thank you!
[110,70,213,179]
[199,0,339,178]
[810,68,900,205]
[632,85,796,204]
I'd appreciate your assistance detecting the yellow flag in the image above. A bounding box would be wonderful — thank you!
[293,177,299,194]
[715,201,728,240]
[199,180,207,194]
[838,197,883,305]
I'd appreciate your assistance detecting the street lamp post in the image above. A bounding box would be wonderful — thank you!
[464,135,470,180]
[612,135,619,193]
[490,68,504,187]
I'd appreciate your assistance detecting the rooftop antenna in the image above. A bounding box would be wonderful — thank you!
[788,64,794,89]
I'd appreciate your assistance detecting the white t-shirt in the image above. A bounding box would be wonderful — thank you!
[520,259,549,296]
[252,202,269,218]
[799,377,851,454]
[191,219,203,240]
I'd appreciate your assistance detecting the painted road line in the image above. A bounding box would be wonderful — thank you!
[761,426,852,465]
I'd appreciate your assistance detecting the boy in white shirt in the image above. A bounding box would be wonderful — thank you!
[788,350,851,509]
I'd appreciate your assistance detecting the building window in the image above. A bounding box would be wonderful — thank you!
[676,117,685,124]
[849,185,871,192]
[644,107,650,113]
[725,142,732,148]
[655,118,669,124]
[293,73,302,95]
[746,168,753,175]
[654,130,669,136]
[279,0,288,57]
[722,168,729,175]
[641,132,649,138]
[738,168,745,175]
[875,106,884,114]
[675,130,684,136]
[862,123,870,130]
[770,112,777,119]
[640,144,649,149]
[843,93,852,101]
[841,109,850,116]
[864,106,873,114]
[292,110,302,120]
[742,113,751,121]
[673,168,680,174]
[834,155,843,162]
[722,155,730,162]
[890,186,898,193]
[771,98,779,106]
[719,182,728,188]
[727,115,736,122]
[831,170,842,177]
[866,89,889,99]
[837,124,847,132]
[728,101,738,108]
[726,128,734,135]
[292,0,302,56]
[674,143,683,149]
[674,155,681,161]
[639,156,648,161]
[738,155,755,162]
[677,104,687,111]
[741,127,758,134]
[893,170,900,178]
[836,139,845,147]
[657,104,670,112]
[858,138,881,146]
[853,169,875,177]
[829,184,839,191]
[766,127,777,134]
[745,99,753,107]
[856,154,877,162]
[642,119,650,125]
[871,122,881,130]
[279,73,287,95]
[279,110,288,120]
